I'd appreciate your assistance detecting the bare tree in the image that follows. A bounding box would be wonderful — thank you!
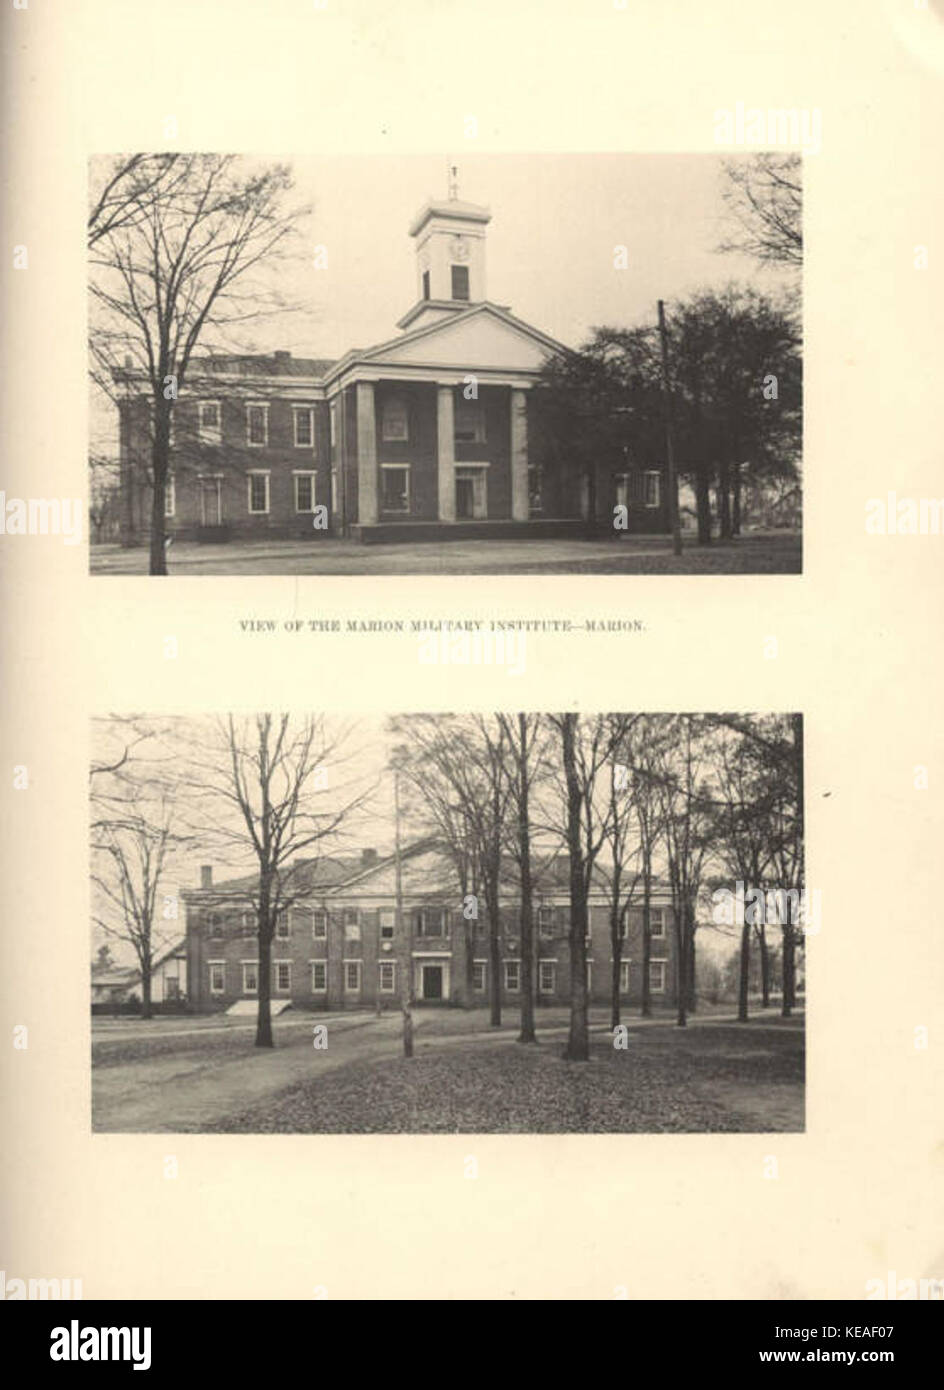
[188,715,371,1048]
[89,154,309,574]
[496,712,548,1044]
[718,153,802,269]
[548,713,632,1061]
[91,790,183,1018]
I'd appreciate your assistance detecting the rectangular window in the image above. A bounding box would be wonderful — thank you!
[380,464,410,513]
[537,906,554,937]
[275,961,291,993]
[650,908,666,939]
[342,909,360,941]
[344,961,361,994]
[381,397,409,442]
[649,960,666,993]
[241,911,255,938]
[311,961,327,993]
[504,961,520,993]
[242,962,258,996]
[378,961,396,993]
[246,404,268,447]
[312,909,327,939]
[379,908,396,940]
[422,268,430,300]
[288,907,310,936]
[164,476,176,518]
[294,472,316,513]
[644,471,662,508]
[209,962,225,994]
[199,400,221,443]
[472,961,487,992]
[539,961,556,995]
[415,907,446,938]
[451,264,470,300]
[276,913,290,940]
[614,472,629,508]
[247,472,270,514]
[528,464,543,514]
[293,407,314,448]
[209,913,223,939]
[454,399,486,443]
[620,960,630,992]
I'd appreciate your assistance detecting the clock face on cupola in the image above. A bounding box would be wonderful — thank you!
[450,235,470,262]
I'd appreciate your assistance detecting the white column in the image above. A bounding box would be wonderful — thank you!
[437,385,456,522]
[510,387,529,522]
[356,382,378,525]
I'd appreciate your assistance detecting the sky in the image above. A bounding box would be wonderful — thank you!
[89,151,796,454]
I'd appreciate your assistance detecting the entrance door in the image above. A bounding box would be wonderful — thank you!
[422,965,443,1001]
[456,476,475,519]
[455,468,487,520]
[200,478,222,526]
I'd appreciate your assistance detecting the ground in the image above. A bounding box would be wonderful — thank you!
[90,530,801,576]
[91,1004,805,1134]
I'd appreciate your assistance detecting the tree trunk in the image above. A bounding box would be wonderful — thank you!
[686,918,697,1013]
[675,902,687,1027]
[757,924,770,1007]
[255,886,274,1048]
[781,923,795,1018]
[517,715,537,1044]
[610,908,622,1030]
[718,460,732,540]
[486,878,502,1027]
[695,462,712,545]
[641,869,652,1018]
[149,423,169,576]
[140,953,153,1020]
[737,920,750,1022]
[561,715,590,1061]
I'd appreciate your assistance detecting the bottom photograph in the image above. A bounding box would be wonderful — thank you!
[89,711,806,1135]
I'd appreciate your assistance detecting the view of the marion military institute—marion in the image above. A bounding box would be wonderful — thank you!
[88,153,802,576]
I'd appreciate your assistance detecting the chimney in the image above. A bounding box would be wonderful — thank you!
[273,350,291,362]
[200,865,213,890]
[361,848,378,867]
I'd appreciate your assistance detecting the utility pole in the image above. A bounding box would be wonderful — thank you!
[657,299,683,557]
[393,766,413,1057]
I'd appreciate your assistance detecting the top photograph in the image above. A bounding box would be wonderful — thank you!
[88,151,802,577]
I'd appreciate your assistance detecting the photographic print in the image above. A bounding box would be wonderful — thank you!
[88,152,802,577]
[91,712,805,1135]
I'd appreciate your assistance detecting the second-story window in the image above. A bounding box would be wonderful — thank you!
[451,265,470,300]
[246,403,268,447]
[293,407,314,448]
[381,396,409,442]
[415,907,446,937]
[342,908,360,941]
[454,399,486,443]
[379,908,396,940]
[199,401,221,443]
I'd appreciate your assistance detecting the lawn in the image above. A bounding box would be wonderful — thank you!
[201,1023,804,1135]
[90,531,801,576]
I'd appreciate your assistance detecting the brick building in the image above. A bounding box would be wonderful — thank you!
[182,840,678,1012]
[116,189,669,545]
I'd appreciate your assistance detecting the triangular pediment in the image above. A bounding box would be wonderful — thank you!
[362,304,565,374]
